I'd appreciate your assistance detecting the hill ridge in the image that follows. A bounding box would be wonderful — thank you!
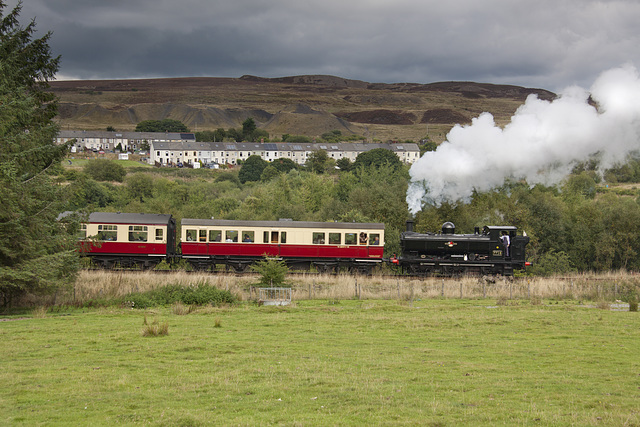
[49,75,556,142]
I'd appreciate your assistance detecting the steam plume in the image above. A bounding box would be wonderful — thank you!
[407,65,640,213]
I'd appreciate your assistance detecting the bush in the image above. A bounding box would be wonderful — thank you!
[122,282,235,308]
[529,250,575,276]
[83,159,126,182]
[250,257,289,287]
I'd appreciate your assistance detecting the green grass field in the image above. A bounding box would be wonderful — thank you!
[2,299,639,425]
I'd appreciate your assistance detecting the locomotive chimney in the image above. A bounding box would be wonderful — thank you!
[406,220,414,232]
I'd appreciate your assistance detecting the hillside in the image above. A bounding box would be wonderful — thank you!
[49,75,555,143]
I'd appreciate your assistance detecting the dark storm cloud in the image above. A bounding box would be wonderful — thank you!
[6,0,640,90]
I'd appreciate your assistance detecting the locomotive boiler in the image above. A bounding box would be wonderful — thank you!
[394,220,530,276]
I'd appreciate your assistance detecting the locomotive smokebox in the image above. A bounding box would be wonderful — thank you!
[442,222,455,234]
[406,220,414,232]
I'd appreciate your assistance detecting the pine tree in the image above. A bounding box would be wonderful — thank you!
[0,1,79,306]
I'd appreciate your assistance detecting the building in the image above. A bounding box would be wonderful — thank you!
[56,130,196,152]
[149,141,421,167]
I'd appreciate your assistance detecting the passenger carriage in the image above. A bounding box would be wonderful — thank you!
[180,218,385,273]
[78,212,176,269]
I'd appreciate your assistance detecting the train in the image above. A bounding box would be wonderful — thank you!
[392,220,530,276]
[71,212,529,276]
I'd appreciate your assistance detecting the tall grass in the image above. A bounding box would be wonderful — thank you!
[60,270,640,306]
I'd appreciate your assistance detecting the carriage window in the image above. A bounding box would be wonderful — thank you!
[329,233,341,245]
[345,233,357,245]
[209,230,222,242]
[281,232,286,244]
[263,231,270,243]
[186,229,197,241]
[313,232,325,244]
[359,232,368,245]
[128,225,148,242]
[242,231,254,243]
[271,231,279,243]
[226,230,238,242]
[199,230,207,242]
[155,229,164,241]
[97,225,117,241]
[78,224,87,240]
[370,233,380,245]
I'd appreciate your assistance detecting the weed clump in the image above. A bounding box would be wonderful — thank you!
[32,306,48,318]
[142,316,169,337]
[172,301,195,315]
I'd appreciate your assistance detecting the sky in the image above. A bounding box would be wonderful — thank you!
[5,0,640,91]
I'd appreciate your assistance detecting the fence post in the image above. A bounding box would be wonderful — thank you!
[460,282,463,299]
[397,278,400,300]
[441,279,445,297]
[570,280,573,297]
[509,281,512,300]
[528,280,531,299]
[483,281,486,299]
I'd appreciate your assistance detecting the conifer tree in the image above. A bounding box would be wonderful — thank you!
[0,1,79,305]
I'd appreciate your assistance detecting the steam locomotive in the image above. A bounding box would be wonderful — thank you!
[392,220,530,276]
[71,212,529,276]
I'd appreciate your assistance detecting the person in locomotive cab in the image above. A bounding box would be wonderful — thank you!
[501,230,511,258]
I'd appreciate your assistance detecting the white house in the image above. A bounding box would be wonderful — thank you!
[56,130,196,152]
[149,141,420,167]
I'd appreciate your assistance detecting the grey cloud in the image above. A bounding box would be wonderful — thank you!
[6,0,640,90]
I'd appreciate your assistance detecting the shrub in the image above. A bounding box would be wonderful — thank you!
[123,282,236,308]
[83,159,126,182]
[250,257,289,287]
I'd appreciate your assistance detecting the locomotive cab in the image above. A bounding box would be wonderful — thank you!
[399,221,530,276]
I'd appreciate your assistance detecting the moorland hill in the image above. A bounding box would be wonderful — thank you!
[50,75,555,143]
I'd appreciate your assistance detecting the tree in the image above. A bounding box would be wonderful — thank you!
[250,256,289,287]
[260,165,280,182]
[83,159,126,182]
[353,148,402,171]
[0,2,79,305]
[238,155,268,183]
[135,119,188,133]
[126,173,154,203]
[242,117,256,139]
[271,158,298,173]
[305,149,330,173]
[419,140,438,155]
[336,157,353,171]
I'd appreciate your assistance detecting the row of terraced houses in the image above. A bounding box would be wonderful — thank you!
[56,130,421,167]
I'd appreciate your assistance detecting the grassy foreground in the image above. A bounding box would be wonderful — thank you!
[2,299,639,426]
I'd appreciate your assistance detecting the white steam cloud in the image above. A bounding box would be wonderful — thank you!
[407,65,640,213]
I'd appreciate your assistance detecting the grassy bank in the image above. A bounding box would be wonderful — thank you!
[2,299,639,425]
[38,270,640,307]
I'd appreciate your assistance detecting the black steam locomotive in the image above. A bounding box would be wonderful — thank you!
[392,221,530,276]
